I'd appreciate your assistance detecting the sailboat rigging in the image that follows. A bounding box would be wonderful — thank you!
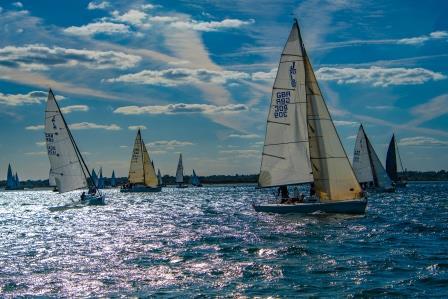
[253,19,366,214]
[45,89,105,205]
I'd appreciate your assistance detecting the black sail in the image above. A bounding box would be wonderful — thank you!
[386,134,398,181]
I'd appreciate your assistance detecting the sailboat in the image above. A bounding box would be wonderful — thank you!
[176,154,187,188]
[253,19,366,214]
[157,169,166,187]
[120,129,161,192]
[45,89,105,205]
[353,125,394,192]
[386,134,407,187]
[91,169,98,187]
[98,167,104,189]
[5,163,23,190]
[191,169,203,187]
[110,170,116,187]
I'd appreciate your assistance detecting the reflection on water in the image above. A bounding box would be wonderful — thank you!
[0,183,447,296]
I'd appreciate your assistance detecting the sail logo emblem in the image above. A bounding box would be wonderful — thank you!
[290,62,296,87]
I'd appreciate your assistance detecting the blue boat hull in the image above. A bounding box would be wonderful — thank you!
[253,199,367,214]
[81,193,106,205]
[120,186,162,193]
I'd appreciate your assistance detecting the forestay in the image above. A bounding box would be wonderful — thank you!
[258,21,313,187]
[45,90,88,193]
[304,49,362,201]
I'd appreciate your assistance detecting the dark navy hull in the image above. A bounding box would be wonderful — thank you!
[253,199,367,214]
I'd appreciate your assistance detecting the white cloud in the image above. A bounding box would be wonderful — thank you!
[25,151,46,156]
[346,135,357,139]
[128,125,147,130]
[316,66,446,87]
[12,2,23,8]
[147,140,194,150]
[366,105,394,110]
[25,125,44,130]
[119,145,128,148]
[228,133,260,139]
[105,68,249,86]
[141,4,156,10]
[397,31,448,45]
[399,136,448,146]
[219,149,259,158]
[410,94,448,125]
[69,122,121,130]
[64,22,130,36]
[35,141,46,146]
[169,18,254,32]
[0,45,141,70]
[0,90,48,106]
[111,9,150,28]
[60,105,89,114]
[333,120,358,126]
[87,1,110,10]
[251,68,277,81]
[114,103,248,115]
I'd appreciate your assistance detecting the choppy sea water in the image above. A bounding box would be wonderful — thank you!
[0,182,447,297]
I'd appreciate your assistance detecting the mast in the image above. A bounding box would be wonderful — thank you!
[49,89,96,189]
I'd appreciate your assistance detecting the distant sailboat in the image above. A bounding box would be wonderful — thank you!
[191,169,203,187]
[386,134,407,187]
[98,167,104,189]
[176,154,187,188]
[253,19,366,214]
[110,170,116,187]
[121,129,161,192]
[157,169,166,187]
[353,125,394,192]
[45,89,105,205]
[5,163,23,190]
[91,169,98,187]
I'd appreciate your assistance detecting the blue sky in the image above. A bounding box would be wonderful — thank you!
[0,0,447,179]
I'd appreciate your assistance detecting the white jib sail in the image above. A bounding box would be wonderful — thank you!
[304,48,362,201]
[45,90,88,193]
[176,154,184,183]
[367,139,394,190]
[258,21,313,187]
[353,125,374,184]
[157,169,163,185]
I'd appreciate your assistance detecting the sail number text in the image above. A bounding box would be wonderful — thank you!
[274,91,290,118]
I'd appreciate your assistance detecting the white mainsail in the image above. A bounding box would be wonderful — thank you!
[303,39,362,200]
[176,154,184,184]
[353,125,374,183]
[45,90,89,193]
[127,130,158,187]
[258,20,313,187]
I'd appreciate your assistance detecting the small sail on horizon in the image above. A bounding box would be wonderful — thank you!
[157,169,163,186]
[98,167,104,189]
[45,89,95,193]
[191,169,202,186]
[110,170,116,187]
[353,125,393,190]
[6,164,15,189]
[176,154,184,184]
[127,129,158,187]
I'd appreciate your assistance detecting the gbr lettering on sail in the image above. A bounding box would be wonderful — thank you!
[274,62,296,119]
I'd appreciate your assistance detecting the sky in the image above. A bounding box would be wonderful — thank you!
[0,0,447,180]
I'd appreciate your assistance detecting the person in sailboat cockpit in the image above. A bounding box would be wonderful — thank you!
[278,185,289,203]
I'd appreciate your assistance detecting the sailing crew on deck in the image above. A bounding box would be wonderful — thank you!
[310,182,316,197]
[278,185,289,203]
[293,187,300,199]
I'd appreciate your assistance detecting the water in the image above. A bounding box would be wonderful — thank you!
[0,182,447,297]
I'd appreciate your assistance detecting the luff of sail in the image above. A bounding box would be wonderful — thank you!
[127,129,158,187]
[258,20,312,187]
[302,30,362,200]
[176,154,184,184]
[45,90,89,193]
